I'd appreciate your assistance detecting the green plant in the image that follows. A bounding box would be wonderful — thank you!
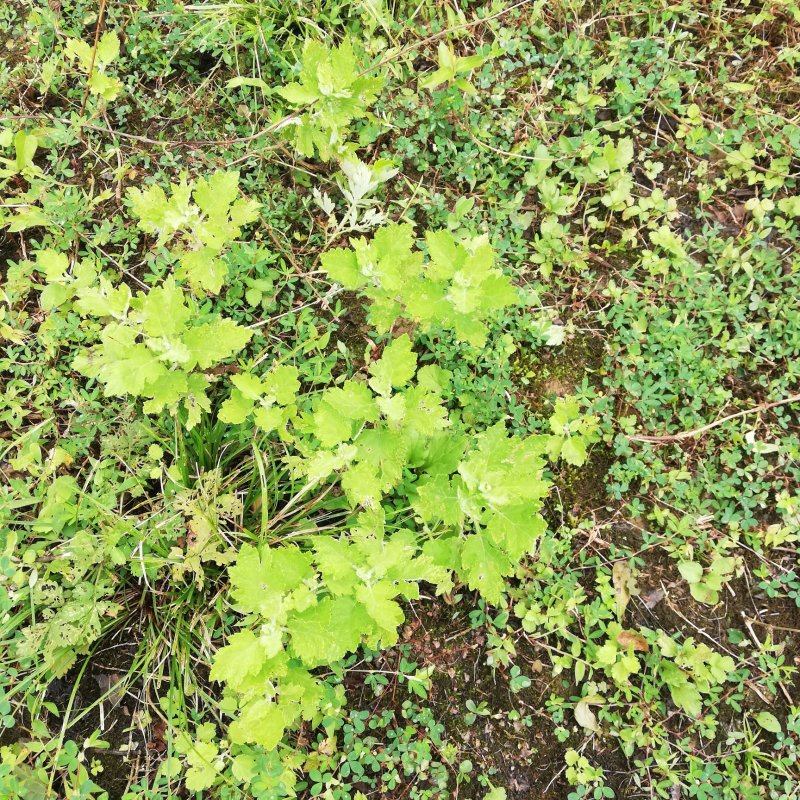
[657,635,736,717]
[278,38,384,160]
[64,30,123,103]
[419,42,488,95]
[546,396,600,467]
[72,276,252,429]
[0,128,40,181]
[321,224,518,346]
[203,337,555,776]
[564,749,605,788]
[127,170,260,295]
[3,0,800,797]
[677,551,739,605]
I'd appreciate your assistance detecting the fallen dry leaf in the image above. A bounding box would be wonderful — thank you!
[617,630,649,652]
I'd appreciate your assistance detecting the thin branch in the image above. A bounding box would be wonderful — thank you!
[627,392,800,444]
[79,0,108,118]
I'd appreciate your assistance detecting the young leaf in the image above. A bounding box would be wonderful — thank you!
[183,318,252,369]
[459,532,513,605]
[368,334,417,397]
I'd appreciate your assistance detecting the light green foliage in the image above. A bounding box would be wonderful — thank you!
[0,126,58,233]
[587,137,634,180]
[169,471,242,585]
[32,249,101,312]
[278,38,383,160]
[65,31,123,101]
[524,136,647,278]
[677,552,738,605]
[218,363,300,436]
[564,749,604,787]
[657,635,736,717]
[546,396,600,466]
[72,277,252,428]
[23,174,260,429]
[755,711,781,734]
[128,171,260,294]
[320,156,398,232]
[322,224,517,346]
[212,336,553,743]
[419,41,488,95]
[4,2,800,798]
[174,724,223,791]
[367,333,417,396]
[0,128,40,179]
[3,475,127,680]
[593,623,643,686]
[210,526,444,750]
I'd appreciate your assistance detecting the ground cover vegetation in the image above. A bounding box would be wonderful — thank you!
[1,0,799,798]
